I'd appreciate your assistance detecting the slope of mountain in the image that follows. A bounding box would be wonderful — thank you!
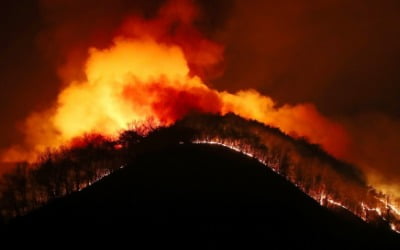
[3,143,400,248]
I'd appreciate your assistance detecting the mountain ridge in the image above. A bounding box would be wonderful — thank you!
[4,143,399,248]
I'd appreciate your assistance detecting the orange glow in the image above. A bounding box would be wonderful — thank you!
[3,0,400,235]
[220,90,349,158]
[1,0,349,163]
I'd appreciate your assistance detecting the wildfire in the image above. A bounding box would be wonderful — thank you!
[2,0,349,163]
[1,0,399,234]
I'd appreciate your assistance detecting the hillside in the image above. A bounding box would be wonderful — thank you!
[4,143,400,248]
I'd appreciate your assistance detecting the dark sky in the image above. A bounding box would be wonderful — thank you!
[0,0,52,149]
[211,0,400,187]
[214,0,400,118]
[1,0,400,186]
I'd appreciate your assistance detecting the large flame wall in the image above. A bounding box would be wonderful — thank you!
[1,0,349,164]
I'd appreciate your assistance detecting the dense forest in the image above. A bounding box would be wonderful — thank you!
[0,113,399,230]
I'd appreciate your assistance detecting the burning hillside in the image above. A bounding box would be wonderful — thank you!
[4,140,400,248]
[181,114,400,233]
[1,113,400,233]
[1,0,400,236]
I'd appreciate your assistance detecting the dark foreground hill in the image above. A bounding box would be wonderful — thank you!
[3,144,400,248]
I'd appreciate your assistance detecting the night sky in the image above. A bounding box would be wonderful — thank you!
[1,0,400,186]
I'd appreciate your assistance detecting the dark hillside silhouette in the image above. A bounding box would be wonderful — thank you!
[1,113,400,247]
[3,144,400,248]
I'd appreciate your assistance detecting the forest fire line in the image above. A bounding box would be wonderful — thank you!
[192,137,400,233]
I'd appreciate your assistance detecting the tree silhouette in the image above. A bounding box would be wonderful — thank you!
[0,112,397,230]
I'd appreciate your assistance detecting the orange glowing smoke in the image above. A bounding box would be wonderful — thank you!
[1,0,349,162]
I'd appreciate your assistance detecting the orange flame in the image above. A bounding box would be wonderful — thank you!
[1,0,349,163]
